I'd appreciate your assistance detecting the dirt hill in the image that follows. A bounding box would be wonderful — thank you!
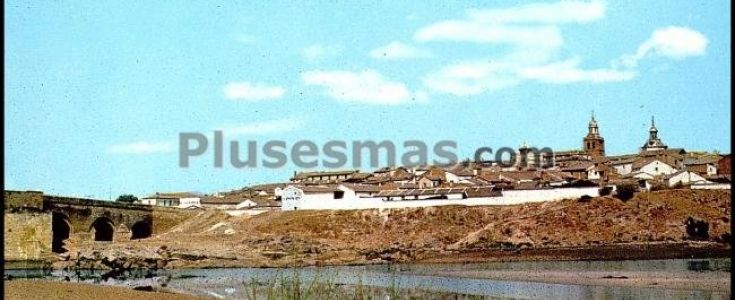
[57,189,731,269]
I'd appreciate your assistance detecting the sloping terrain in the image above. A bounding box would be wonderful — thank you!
[59,189,731,269]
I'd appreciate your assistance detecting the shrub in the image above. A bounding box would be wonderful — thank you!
[116,194,138,203]
[650,182,668,191]
[578,195,593,203]
[598,186,613,196]
[685,217,710,240]
[614,183,637,202]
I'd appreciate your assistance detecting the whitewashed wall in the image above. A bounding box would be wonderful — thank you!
[178,197,202,209]
[639,160,677,176]
[691,183,731,190]
[612,163,633,175]
[282,187,600,211]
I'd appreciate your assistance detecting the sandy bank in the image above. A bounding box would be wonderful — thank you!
[410,269,731,293]
[3,280,208,300]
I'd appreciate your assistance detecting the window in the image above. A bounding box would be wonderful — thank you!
[334,191,344,199]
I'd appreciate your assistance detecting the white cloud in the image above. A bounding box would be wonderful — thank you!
[423,56,636,96]
[465,0,605,24]
[215,118,303,137]
[416,23,563,48]
[414,0,604,47]
[223,82,285,101]
[302,44,343,62]
[108,142,175,155]
[423,60,522,96]
[369,41,432,59]
[302,70,420,105]
[618,26,708,68]
[518,58,638,83]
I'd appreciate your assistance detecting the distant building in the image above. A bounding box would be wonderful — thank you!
[200,196,258,210]
[290,170,361,184]
[684,157,718,176]
[632,157,678,177]
[583,112,605,158]
[718,154,731,175]
[552,113,603,167]
[140,192,201,209]
[664,170,709,187]
[641,116,668,152]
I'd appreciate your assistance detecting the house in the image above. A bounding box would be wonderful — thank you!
[560,161,594,180]
[140,192,202,209]
[539,170,575,187]
[443,163,477,181]
[663,170,709,188]
[369,166,414,184]
[339,183,382,198]
[290,170,361,184]
[375,186,500,201]
[631,157,678,177]
[276,185,342,210]
[607,156,637,176]
[417,167,446,188]
[200,196,258,210]
[684,159,718,176]
[718,154,731,175]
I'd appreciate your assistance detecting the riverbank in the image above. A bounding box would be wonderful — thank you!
[3,280,208,300]
[410,268,731,293]
[6,189,731,270]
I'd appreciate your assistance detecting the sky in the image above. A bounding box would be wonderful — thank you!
[5,0,731,199]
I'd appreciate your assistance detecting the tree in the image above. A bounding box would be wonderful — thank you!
[614,183,637,202]
[116,194,138,203]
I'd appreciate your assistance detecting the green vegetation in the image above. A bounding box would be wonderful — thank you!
[241,270,485,300]
[115,194,138,203]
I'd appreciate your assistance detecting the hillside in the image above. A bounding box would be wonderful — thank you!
[58,189,731,269]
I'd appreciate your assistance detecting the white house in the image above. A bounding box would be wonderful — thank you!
[664,171,709,187]
[178,197,202,209]
[632,158,678,177]
[140,192,201,208]
[277,184,599,211]
[277,185,342,211]
[610,160,635,175]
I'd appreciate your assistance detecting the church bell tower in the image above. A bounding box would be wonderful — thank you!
[583,111,605,158]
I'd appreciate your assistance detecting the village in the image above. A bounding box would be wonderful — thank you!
[138,114,732,213]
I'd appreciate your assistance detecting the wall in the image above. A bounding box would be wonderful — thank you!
[612,163,632,175]
[4,213,52,262]
[691,183,731,190]
[282,187,600,211]
[178,197,202,209]
[4,190,44,211]
[666,172,707,187]
[639,160,677,176]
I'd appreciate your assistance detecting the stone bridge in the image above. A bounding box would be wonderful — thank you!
[4,190,154,261]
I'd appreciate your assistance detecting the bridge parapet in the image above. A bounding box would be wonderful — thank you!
[4,190,44,211]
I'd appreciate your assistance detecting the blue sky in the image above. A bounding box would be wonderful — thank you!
[5,1,731,198]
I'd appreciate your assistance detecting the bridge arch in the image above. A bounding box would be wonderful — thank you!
[52,212,71,253]
[90,217,115,241]
[130,220,152,240]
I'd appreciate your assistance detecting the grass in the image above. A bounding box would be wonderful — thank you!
[240,269,486,300]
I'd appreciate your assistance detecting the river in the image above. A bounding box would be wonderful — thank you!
[5,258,730,299]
